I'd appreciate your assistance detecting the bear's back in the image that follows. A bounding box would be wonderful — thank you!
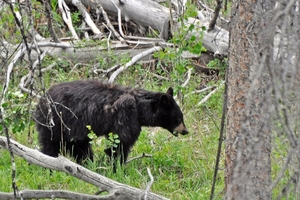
[35,80,132,140]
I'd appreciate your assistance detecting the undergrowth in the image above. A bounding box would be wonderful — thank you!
[0,64,225,199]
[0,1,226,199]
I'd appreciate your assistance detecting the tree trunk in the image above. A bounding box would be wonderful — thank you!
[225,0,275,199]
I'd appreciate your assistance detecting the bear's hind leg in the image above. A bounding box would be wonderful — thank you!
[40,140,60,158]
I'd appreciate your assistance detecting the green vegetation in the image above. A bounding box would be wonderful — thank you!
[0,0,226,199]
[0,60,225,199]
[2,0,296,198]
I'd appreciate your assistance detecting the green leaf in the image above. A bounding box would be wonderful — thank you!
[87,133,93,139]
[2,102,8,108]
[190,35,196,42]
[188,24,195,31]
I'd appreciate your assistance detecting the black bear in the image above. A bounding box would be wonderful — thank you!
[35,80,188,165]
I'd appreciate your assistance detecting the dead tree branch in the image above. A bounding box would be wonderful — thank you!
[0,190,115,200]
[0,136,169,200]
[208,0,223,31]
[108,46,162,83]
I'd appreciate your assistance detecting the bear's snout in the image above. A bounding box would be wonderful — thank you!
[181,128,189,135]
[173,122,189,136]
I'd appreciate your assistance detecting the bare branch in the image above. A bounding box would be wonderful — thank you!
[58,0,79,39]
[181,68,192,87]
[108,46,162,83]
[140,167,154,200]
[0,136,169,200]
[0,190,116,200]
[72,0,102,36]
[109,0,166,42]
[208,0,223,31]
[192,85,216,94]
[44,0,59,42]
[98,3,125,42]
[3,44,27,102]
[125,153,152,164]
[197,82,224,106]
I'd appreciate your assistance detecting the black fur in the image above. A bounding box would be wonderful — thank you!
[35,80,188,164]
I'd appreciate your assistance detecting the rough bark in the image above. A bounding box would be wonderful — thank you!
[225,0,275,199]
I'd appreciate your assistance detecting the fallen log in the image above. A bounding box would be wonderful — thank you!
[0,136,169,200]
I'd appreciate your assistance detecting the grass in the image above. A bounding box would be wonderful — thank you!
[0,61,225,199]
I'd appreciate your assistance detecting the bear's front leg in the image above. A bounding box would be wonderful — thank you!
[104,93,142,169]
[70,140,94,164]
[104,142,131,165]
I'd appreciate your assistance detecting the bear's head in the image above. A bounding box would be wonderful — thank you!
[152,87,189,137]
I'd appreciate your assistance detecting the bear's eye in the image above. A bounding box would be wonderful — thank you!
[173,114,182,125]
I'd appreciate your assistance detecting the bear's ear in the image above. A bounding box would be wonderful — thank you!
[166,87,173,96]
[160,94,171,108]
